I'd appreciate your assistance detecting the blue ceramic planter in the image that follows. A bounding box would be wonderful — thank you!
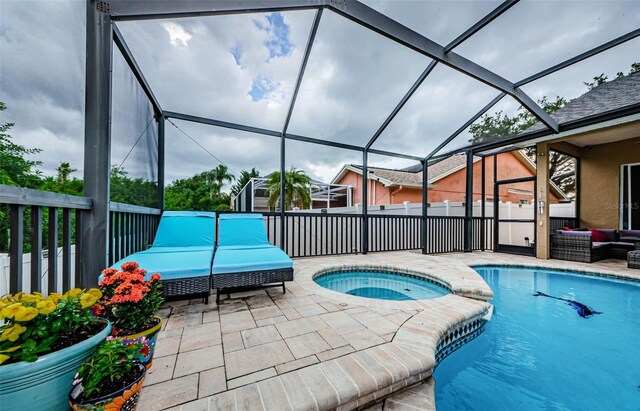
[0,320,111,410]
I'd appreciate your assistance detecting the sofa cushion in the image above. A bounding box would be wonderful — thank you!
[608,242,635,250]
[594,228,618,242]
[591,242,611,249]
[589,229,609,243]
[558,230,591,237]
[619,229,640,239]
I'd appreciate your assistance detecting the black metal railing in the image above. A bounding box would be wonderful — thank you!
[0,185,92,294]
[368,215,422,252]
[424,216,465,253]
[109,202,162,266]
[472,217,494,251]
[549,217,579,232]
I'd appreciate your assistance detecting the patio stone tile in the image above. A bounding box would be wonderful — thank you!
[220,310,256,334]
[342,329,386,350]
[218,299,249,314]
[164,398,209,411]
[234,383,265,411]
[154,335,181,358]
[137,373,198,411]
[279,371,319,410]
[318,301,341,312]
[245,294,276,309]
[198,367,227,398]
[320,360,360,402]
[222,331,245,353]
[161,299,189,309]
[241,325,282,348]
[158,328,183,339]
[174,345,224,378]
[255,315,288,327]
[172,303,217,316]
[257,376,294,410]
[299,365,339,410]
[230,289,267,299]
[275,315,328,339]
[285,332,331,359]
[156,307,172,319]
[344,306,370,315]
[209,391,237,411]
[350,311,400,336]
[224,340,295,379]
[319,311,366,334]
[334,355,378,397]
[280,307,302,320]
[352,351,393,389]
[382,333,395,342]
[274,296,318,309]
[165,313,203,330]
[318,327,349,348]
[275,355,319,374]
[316,344,356,362]
[144,354,176,386]
[227,367,277,389]
[180,322,222,352]
[202,310,220,324]
[294,302,328,317]
[249,305,283,320]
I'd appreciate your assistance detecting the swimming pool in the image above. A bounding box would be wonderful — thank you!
[434,266,640,410]
[314,270,449,300]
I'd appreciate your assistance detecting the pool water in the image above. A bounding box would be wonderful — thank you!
[314,271,449,300]
[434,266,640,411]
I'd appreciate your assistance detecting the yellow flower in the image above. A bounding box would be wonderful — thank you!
[65,288,83,298]
[80,293,98,309]
[1,303,23,319]
[19,292,42,303]
[36,299,57,315]
[87,288,102,299]
[0,354,9,365]
[0,324,26,342]
[13,306,39,322]
[47,292,62,303]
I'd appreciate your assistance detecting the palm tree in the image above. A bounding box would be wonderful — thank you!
[266,167,312,211]
[230,168,260,196]
[204,164,235,198]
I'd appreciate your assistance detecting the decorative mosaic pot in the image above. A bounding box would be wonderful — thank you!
[69,362,146,411]
[118,316,162,368]
[0,319,111,410]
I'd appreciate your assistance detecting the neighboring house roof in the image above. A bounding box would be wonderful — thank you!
[525,71,640,133]
[331,151,569,200]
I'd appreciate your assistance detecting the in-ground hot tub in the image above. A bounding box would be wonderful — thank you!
[314,270,450,301]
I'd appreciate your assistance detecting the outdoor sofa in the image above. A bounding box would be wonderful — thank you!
[108,211,216,303]
[551,228,640,263]
[211,213,293,303]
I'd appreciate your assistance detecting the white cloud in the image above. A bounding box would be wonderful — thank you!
[161,22,192,47]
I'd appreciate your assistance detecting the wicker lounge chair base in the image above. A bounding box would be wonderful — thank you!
[550,234,608,263]
[629,251,640,269]
[164,276,211,304]
[212,268,294,303]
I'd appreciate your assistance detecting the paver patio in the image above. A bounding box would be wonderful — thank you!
[138,251,638,411]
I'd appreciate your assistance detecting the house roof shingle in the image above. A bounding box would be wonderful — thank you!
[526,71,640,133]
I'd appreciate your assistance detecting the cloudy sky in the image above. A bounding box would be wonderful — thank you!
[1,0,639,189]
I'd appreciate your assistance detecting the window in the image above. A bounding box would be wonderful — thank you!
[620,163,640,229]
[519,199,529,205]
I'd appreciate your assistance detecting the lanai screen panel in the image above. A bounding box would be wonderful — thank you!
[286,9,431,146]
[361,0,503,46]
[110,47,159,208]
[0,0,86,177]
[455,0,640,82]
[371,64,499,157]
[115,10,316,131]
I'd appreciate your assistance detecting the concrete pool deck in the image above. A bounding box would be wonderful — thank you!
[137,251,639,411]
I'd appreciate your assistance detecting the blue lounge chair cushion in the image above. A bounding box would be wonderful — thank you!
[110,249,213,281]
[152,211,216,248]
[212,245,292,275]
[217,214,270,247]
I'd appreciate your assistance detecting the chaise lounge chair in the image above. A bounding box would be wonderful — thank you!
[108,211,216,303]
[211,214,293,303]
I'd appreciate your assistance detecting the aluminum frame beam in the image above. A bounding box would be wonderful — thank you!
[108,0,327,21]
[163,111,422,160]
[444,0,520,53]
[425,93,506,160]
[112,23,162,115]
[329,1,559,132]
[516,27,640,87]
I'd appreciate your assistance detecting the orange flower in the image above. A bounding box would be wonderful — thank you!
[150,273,161,282]
[101,268,118,277]
[120,262,139,272]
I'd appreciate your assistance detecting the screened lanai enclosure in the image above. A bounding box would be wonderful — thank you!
[1,0,639,294]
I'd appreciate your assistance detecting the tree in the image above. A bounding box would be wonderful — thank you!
[583,73,608,90]
[266,167,312,211]
[203,164,235,198]
[164,169,232,211]
[109,167,158,208]
[0,102,42,188]
[230,168,260,196]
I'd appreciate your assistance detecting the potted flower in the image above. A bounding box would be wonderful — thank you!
[0,288,111,410]
[69,338,146,410]
[95,262,164,367]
